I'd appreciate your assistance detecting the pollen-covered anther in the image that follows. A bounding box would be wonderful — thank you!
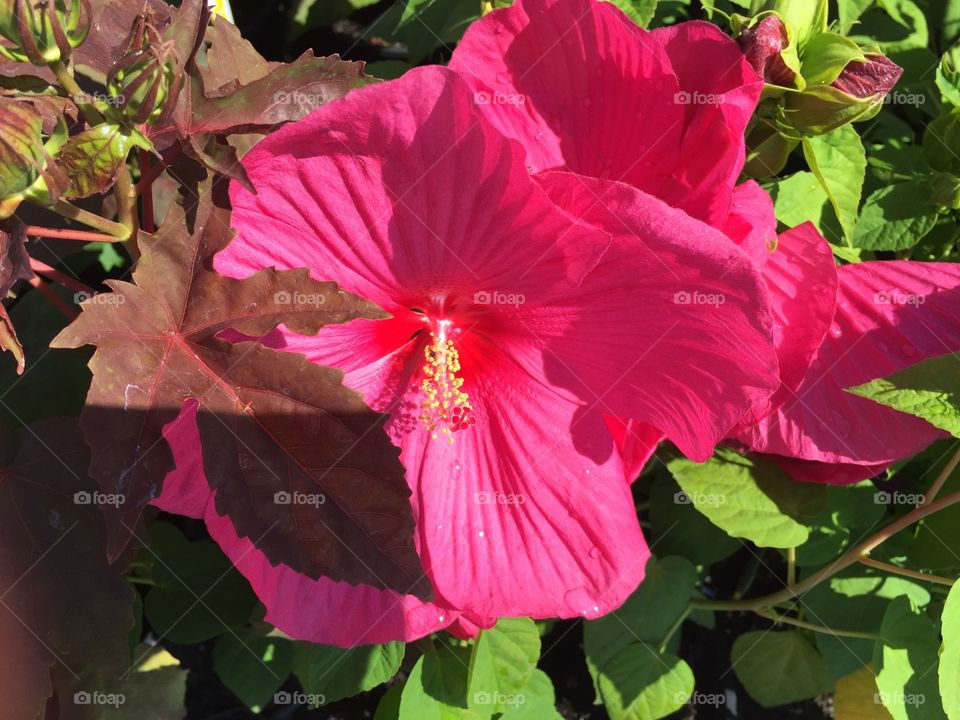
[419,328,475,442]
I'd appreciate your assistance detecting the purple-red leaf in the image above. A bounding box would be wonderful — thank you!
[51,182,429,599]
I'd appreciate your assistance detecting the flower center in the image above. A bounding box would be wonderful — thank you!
[419,319,475,442]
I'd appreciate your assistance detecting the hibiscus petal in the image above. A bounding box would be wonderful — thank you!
[532,171,780,461]
[606,417,664,482]
[738,261,960,467]
[721,180,778,260]
[396,332,650,620]
[449,0,684,200]
[650,21,763,223]
[219,65,610,313]
[153,402,473,647]
[735,222,839,425]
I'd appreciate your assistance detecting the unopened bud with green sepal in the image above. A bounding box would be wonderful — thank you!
[0,0,90,66]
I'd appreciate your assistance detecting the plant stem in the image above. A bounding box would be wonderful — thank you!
[25,225,124,243]
[114,165,139,256]
[51,200,130,239]
[787,546,797,587]
[50,60,104,125]
[858,556,955,587]
[27,276,77,320]
[28,258,95,295]
[923,444,960,505]
[754,609,878,640]
[138,150,156,233]
[659,606,691,653]
[691,490,960,611]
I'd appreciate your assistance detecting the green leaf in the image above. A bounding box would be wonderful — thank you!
[597,644,694,720]
[770,171,831,229]
[143,539,258,644]
[0,99,43,198]
[804,571,930,680]
[467,617,540,714]
[854,183,939,251]
[803,125,867,246]
[848,354,960,438]
[796,482,886,567]
[392,0,480,62]
[499,670,562,719]
[936,50,960,108]
[585,556,697,679]
[56,123,150,199]
[293,640,405,706]
[603,0,659,26]
[105,667,188,719]
[940,583,960,719]
[801,32,865,85]
[399,649,482,720]
[648,476,740,565]
[873,596,946,719]
[667,447,826,548]
[213,631,294,711]
[731,631,833,707]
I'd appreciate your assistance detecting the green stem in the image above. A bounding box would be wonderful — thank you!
[923,444,960,505]
[50,60,104,125]
[659,606,691,653]
[114,165,139,253]
[858,556,955,587]
[691,490,960,611]
[754,609,878,640]
[787,546,797,587]
[51,200,130,239]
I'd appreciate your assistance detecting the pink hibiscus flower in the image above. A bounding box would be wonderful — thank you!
[451,0,960,486]
[155,65,780,645]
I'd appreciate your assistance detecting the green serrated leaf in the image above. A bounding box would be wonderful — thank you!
[803,125,867,246]
[731,631,833,707]
[854,183,939,251]
[603,0,659,26]
[597,644,693,720]
[293,640,405,706]
[667,447,825,548]
[848,354,960,438]
[770,171,831,229]
[56,123,150,199]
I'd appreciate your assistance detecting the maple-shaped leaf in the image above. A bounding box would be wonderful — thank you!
[51,181,429,599]
[0,218,33,373]
[0,418,134,720]
[148,0,373,187]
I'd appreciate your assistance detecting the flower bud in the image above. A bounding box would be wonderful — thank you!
[737,16,799,88]
[105,13,181,125]
[0,0,91,65]
[787,53,903,134]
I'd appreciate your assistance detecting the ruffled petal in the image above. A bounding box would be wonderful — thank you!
[650,21,763,223]
[220,66,607,313]
[153,402,473,647]
[606,417,664,482]
[738,261,960,466]
[721,180,778,260]
[532,172,780,461]
[449,0,684,200]
[396,333,650,620]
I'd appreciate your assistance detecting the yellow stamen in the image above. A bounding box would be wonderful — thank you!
[419,322,474,442]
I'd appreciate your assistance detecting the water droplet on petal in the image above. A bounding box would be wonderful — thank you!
[830,326,842,338]
[438,614,445,622]
[478,530,485,538]
[589,547,601,559]
[495,72,511,84]
[564,587,602,618]
[901,344,919,358]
